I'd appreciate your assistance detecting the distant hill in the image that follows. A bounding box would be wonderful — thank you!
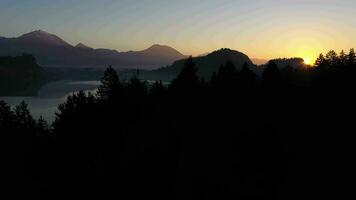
[75,43,93,50]
[0,54,47,96]
[144,48,257,81]
[251,58,268,65]
[16,30,72,47]
[268,58,305,69]
[0,30,186,69]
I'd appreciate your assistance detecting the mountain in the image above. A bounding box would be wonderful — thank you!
[146,48,256,80]
[139,44,184,57]
[251,58,268,65]
[16,30,72,47]
[120,44,186,69]
[75,43,93,49]
[0,30,186,69]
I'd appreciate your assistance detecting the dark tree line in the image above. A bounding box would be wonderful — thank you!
[1,49,355,199]
[0,54,47,96]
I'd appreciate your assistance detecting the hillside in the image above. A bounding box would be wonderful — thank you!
[145,48,256,81]
[0,54,47,96]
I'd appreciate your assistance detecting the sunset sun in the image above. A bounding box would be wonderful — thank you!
[303,58,312,65]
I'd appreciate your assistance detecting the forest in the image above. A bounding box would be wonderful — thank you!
[1,49,355,199]
[0,54,47,96]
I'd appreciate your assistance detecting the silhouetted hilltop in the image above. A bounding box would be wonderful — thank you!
[17,30,72,47]
[268,58,305,69]
[0,54,46,96]
[153,48,256,80]
[0,30,186,69]
[75,43,93,50]
[120,44,187,70]
[252,58,268,65]
[141,44,185,57]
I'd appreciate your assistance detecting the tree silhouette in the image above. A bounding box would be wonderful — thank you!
[214,61,238,88]
[262,61,282,88]
[150,81,166,97]
[325,50,338,67]
[36,116,50,136]
[126,76,148,100]
[315,53,326,67]
[0,100,14,129]
[339,50,347,66]
[14,101,36,130]
[348,48,355,66]
[239,62,256,89]
[169,56,199,92]
[97,66,123,101]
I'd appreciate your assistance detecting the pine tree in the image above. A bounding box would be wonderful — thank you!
[150,81,166,97]
[348,48,355,66]
[216,61,238,86]
[315,54,326,67]
[262,61,282,88]
[169,56,199,92]
[239,62,256,88]
[325,50,339,66]
[97,66,123,101]
[0,100,15,130]
[339,50,347,66]
[37,116,49,133]
[127,76,148,100]
[14,101,36,130]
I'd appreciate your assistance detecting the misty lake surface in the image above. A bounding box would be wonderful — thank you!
[0,81,101,123]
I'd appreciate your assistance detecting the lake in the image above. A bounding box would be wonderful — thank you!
[0,80,101,123]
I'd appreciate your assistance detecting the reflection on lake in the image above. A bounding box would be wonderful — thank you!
[0,81,101,123]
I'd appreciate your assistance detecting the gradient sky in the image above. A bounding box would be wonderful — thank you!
[1,0,356,62]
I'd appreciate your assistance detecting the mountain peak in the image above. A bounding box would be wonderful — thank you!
[18,30,71,47]
[143,44,185,57]
[208,48,243,56]
[75,43,92,49]
[20,30,54,38]
[149,44,168,48]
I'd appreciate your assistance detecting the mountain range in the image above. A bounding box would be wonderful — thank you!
[0,30,187,69]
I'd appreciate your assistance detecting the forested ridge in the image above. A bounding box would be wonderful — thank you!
[0,54,46,96]
[1,49,355,199]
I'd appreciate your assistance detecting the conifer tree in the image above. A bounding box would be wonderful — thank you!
[348,48,355,66]
[97,66,123,101]
[169,56,199,92]
[262,61,282,88]
[14,101,36,130]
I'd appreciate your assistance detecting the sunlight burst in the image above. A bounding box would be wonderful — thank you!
[303,58,312,65]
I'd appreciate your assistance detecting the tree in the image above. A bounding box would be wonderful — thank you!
[0,100,14,129]
[54,91,96,131]
[325,50,338,66]
[215,61,238,87]
[14,101,36,130]
[239,62,256,88]
[127,76,147,98]
[36,116,49,135]
[339,50,347,66]
[150,81,166,97]
[280,65,297,87]
[348,48,355,66]
[97,66,123,101]
[315,53,326,67]
[169,56,199,92]
[262,61,282,88]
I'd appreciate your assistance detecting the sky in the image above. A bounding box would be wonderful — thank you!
[1,0,356,62]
